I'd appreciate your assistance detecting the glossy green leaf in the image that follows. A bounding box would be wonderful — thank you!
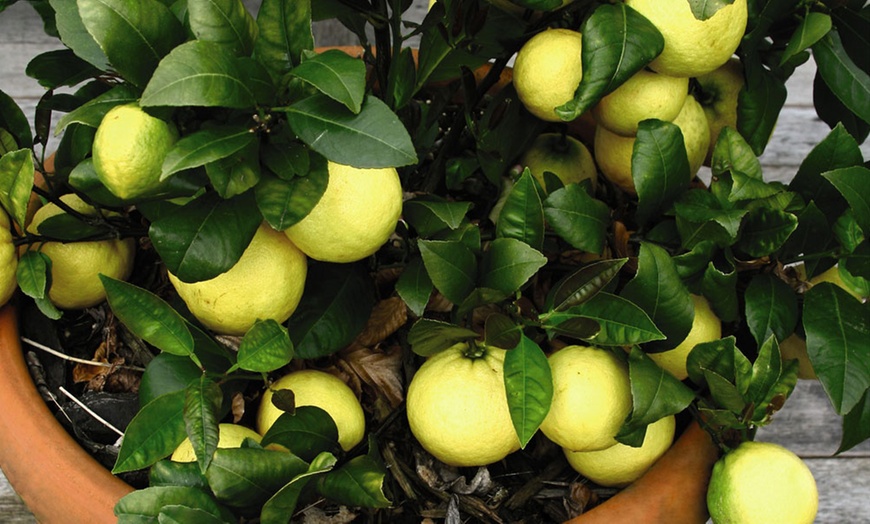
[113,389,187,473]
[254,0,313,81]
[0,148,34,231]
[0,90,31,150]
[15,251,50,300]
[495,169,544,251]
[781,11,831,66]
[395,256,433,317]
[149,460,209,490]
[148,191,261,283]
[700,260,739,323]
[812,69,870,144]
[256,157,328,230]
[543,183,610,254]
[25,49,101,91]
[840,390,870,454]
[704,368,747,414]
[738,56,787,155]
[78,0,184,88]
[114,486,234,524]
[316,454,391,508]
[674,189,746,249]
[286,93,417,168]
[286,262,375,359]
[843,242,870,281]
[55,84,139,136]
[34,210,113,241]
[504,335,553,448]
[100,276,197,360]
[813,30,870,124]
[744,274,799,348]
[633,119,691,226]
[158,505,230,524]
[289,50,366,113]
[418,239,477,305]
[744,336,798,424]
[735,207,798,258]
[183,376,222,474]
[205,139,261,199]
[790,123,862,219]
[686,337,751,390]
[260,406,340,462]
[260,452,337,524]
[484,313,522,350]
[161,125,256,180]
[139,353,204,408]
[479,238,546,295]
[403,195,471,238]
[556,3,663,120]
[710,127,763,181]
[206,447,309,509]
[49,0,110,71]
[566,292,665,346]
[780,201,830,265]
[188,0,257,56]
[407,318,479,357]
[232,319,293,373]
[687,0,734,20]
[804,282,870,415]
[544,258,626,312]
[823,166,870,236]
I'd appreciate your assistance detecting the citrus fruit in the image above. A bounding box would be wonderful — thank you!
[625,0,748,78]
[779,333,816,380]
[695,57,744,161]
[0,208,18,306]
[564,415,676,487]
[540,345,632,452]
[170,423,262,462]
[26,194,136,309]
[519,132,597,192]
[707,440,818,524]
[168,222,307,336]
[283,161,402,263]
[647,294,721,381]
[513,28,583,122]
[256,369,366,452]
[92,103,178,200]
[405,342,521,467]
[809,265,869,301]
[592,69,689,137]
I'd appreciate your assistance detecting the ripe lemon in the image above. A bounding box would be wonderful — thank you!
[809,265,869,301]
[26,194,135,309]
[168,223,307,336]
[92,102,178,200]
[707,441,818,524]
[695,57,744,161]
[283,161,402,263]
[170,423,262,462]
[625,0,748,78]
[540,345,632,452]
[564,415,675,487]
[592,69,689,137]
[779,333,816,380]
[513,28,583,122]
[256,369,366,452]
[405,342,521,467]
[647,294,721,381]
[519,132,597,192]
[595,94,710,195]
[0,208,18,306]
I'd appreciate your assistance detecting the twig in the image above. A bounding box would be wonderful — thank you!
[20,337,146,372]
[58,386,124,439]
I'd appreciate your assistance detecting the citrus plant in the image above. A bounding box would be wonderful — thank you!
[0,0,868,522]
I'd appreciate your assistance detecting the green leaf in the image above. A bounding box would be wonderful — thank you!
[567,292,665,346]
[790,123,862,219]
[503,335,553,448]
[704,368,747,414]
[823,166,870,236]
[737,56,787,155]
[24,49,101,89]
[254,0,313,80]
[148,191,261,283]
[403,195,472,238]
[0,148,34,231]
[781,12,832,66]
[49,0,110,71]
[674,189,746,249]
[744,336,798,424]
[187,0,257,56]
[260,453,336,524]
[114,486,234,524]
[479,238,546,295]
[744,274,799,348]
[286,262,375,359]
[161,125,256,180]
[544,259,626,313]
[556,3,663,120]
[407,318,479,357]
[100,276,197,360]
[543,183,610,254]
[113,389,187,473]
[256,157,328,230]
[484,313,522,350]
[687,0,735,20]
[686,337,752,390]
[206,447,309,509]
[183,376,222,474]
[813,30,870,124]
[620,242,694,352]
[710,126,763,181]
[55,84,139,135]
[633,119,691,226]
[15,251,50,300]
[289,50,366,113]
[260,140,309,180]
[0,89,32,150]
[286,93,417,168]
[149,460,209,490]
[839,391,870,454]
[418,239,477,305]
[139,354,206,408]
[316,454,391,508]
[260,406,340,462]
[141,40,271,108]
[78,0,184,87]
[701,260,739,323]
[205,139,262,199]
[395,256,433,317]
[803,282,870,415]
[735,207,798,258]
[495,169,544,251]
[158,505,230,524]
[232,319,293,373]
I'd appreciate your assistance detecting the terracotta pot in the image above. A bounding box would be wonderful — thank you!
[0,303,133,523]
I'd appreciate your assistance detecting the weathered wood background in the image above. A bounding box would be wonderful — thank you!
[1,1,869,522]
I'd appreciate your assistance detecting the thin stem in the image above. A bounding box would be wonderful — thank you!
[21,337,146,372]
[58,386,125,439]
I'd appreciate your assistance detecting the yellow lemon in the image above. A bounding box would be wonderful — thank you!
[809,265,869,301]
[513,28,583,122]
[625,0,748,78]
[283,162,402,263]
[779,333,816,380]
[695,57,744,161]
[540,345,632,452]
[92,103,178,200]
[257,369,366,452]
[406,342,521,467]
[168,223,307,336]
[647,294,721,381]
[26,194,136,309]
[564,415,676,487]
[170,423,262,462]
[519,132,597,193]
[592,69,689,137]
[707,441,818,524]
[0,208,18,306]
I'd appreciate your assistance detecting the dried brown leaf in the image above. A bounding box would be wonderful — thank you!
[339,343,405,408]
[356,296,407,347]
[231,391,246,423]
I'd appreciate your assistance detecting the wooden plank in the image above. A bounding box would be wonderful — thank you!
[0,469,36,524]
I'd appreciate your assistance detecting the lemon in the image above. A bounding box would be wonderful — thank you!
[647,294,721,381]
[26,194,135,309]
[809,265,869,301]
[595,94,710,195]
[592,69,689,137]
[405,342,521,467]
[92,102,178,200]
[625,0,748,78]
[283,161,402,263]
[513,28,583,122]
[707,441,818,524]
[564,415,675,488]
[519,132,597,192]
[540,345,632,452]
[779,333,816,380]
[171,423,262,462]
[168,223,307,336]
[0,208,18,306]
[256,369,366,452]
